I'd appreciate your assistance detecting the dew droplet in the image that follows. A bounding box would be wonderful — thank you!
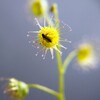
[42,54,44,57]
[27,34,29,37]
[35,52,38,56]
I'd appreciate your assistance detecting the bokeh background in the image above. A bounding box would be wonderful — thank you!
[0,0,100,100]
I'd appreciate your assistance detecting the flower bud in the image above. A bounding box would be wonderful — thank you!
[30,0,48,17]
[50,3,57,14]
[4,78,29,99]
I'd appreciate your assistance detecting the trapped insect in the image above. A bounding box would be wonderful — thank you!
[42,34,52,42]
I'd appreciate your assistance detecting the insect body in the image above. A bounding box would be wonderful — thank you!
[42,34,52,42]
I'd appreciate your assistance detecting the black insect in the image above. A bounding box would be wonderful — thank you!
[42,34,52,42]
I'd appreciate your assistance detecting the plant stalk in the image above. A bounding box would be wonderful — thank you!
[28,84,59,98]
[56,51,65,100]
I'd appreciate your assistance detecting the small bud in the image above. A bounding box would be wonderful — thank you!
[50,3,57,14]
[30,0,48,17]
[4,78,29,100]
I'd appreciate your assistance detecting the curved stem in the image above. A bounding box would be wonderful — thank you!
[28,84,59,98]
[63,50,76,73]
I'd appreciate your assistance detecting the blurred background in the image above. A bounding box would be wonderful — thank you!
[0,0,100,100]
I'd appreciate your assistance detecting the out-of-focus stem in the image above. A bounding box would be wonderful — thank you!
[28,84,59,98]
[44,14,54,26]
[63,50,76,73]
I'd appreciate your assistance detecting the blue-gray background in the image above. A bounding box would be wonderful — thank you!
[0,0,100,100]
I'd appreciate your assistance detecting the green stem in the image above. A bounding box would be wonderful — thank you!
[56,51,65,100]
[28,84,59,98]
[44,14,54,26]
[54,5,65,100]
[58,71,65,100]
[45,6,65,100]
[63,50,76,73]
[56,51,63,72]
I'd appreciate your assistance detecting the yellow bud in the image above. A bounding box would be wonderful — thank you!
[50,3,57,14]
[30,0,48,17]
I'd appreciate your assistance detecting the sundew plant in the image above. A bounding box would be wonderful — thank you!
[0,0,99,100]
